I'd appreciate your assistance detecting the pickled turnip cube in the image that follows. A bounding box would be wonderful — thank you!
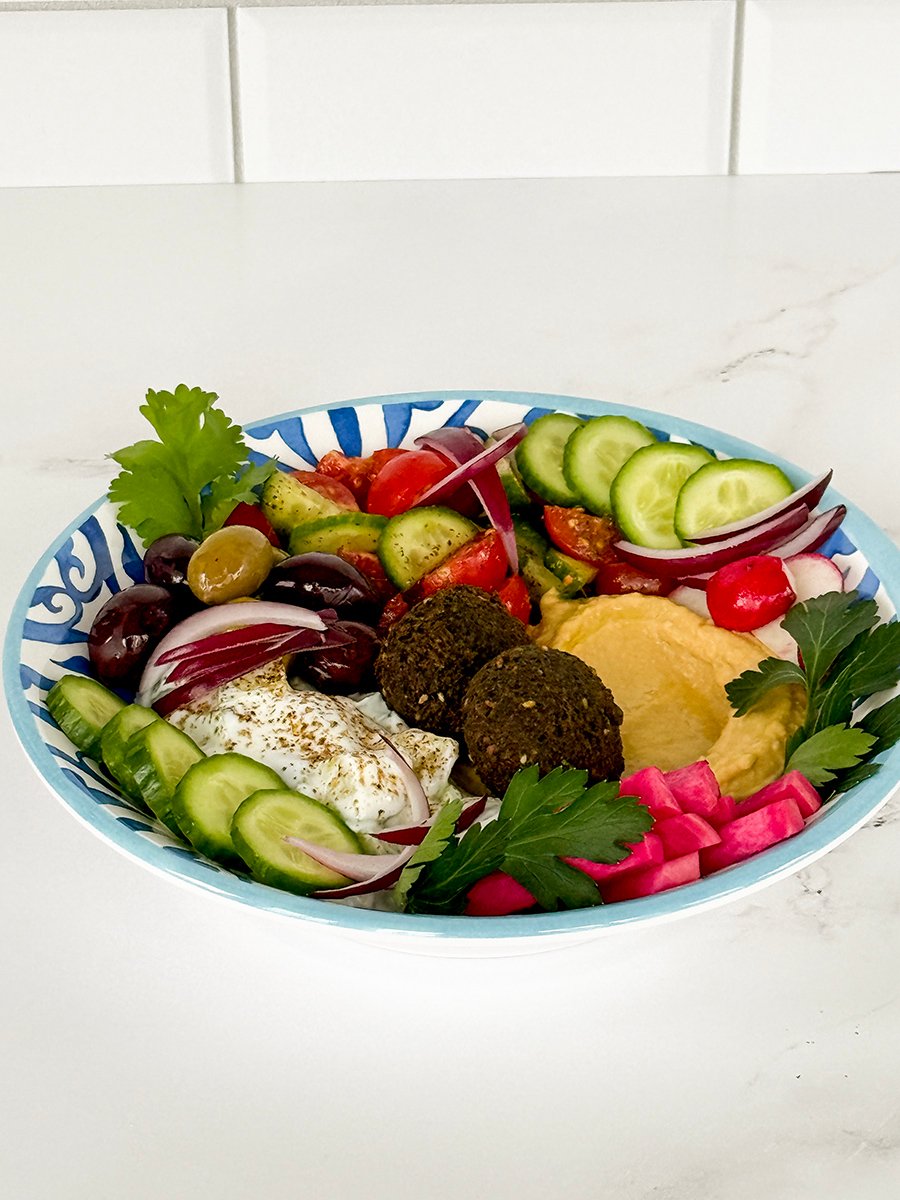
[663,760,721,818]
[465,870,537,916]
[699,798,805,874]
[600,853,701,903]
[619,766,681,820]
[565,832,665,882]
[655,813,721,858]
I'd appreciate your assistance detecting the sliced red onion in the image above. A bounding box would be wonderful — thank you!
[768,505,847,561]
[312,849,417,898]
[688,469,833,544]
[614,506,811,578]
[281,836,415,882]
[150,626,347,716]
[373,794,487,845]
[415,426,521,572]
[377,733,431,825]
[138,601,327,704]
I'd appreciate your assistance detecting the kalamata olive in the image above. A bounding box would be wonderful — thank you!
[288,621,380,694]
[143,533,201,610]
[88,584,177,689]
[186,525,279,605]
[259,553,380,622]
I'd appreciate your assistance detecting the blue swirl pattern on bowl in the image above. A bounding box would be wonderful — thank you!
[5,391,900,942]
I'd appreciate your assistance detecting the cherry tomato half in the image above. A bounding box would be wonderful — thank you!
[334,549,396,605]
[594,558,673,598]
[315,448,407,505]
[543,506,619,567]
[366,450,457,518]
[417,530,508,598]
[223,501,280,547]
[290,469,359,511]
[497,573,532,623]
[706,555,797,632]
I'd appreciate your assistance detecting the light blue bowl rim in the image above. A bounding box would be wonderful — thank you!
[5,389,900,942]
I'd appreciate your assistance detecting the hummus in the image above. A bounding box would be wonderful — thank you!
[534,591,805,799]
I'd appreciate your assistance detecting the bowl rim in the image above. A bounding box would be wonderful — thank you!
[6,388,900,941]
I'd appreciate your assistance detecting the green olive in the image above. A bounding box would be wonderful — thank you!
[187,526,278,605]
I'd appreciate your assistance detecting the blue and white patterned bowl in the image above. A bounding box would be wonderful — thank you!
[6,391,900,954]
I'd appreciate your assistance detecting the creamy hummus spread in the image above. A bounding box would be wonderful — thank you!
[534,591,805,799]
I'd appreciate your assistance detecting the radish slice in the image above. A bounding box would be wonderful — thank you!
[669,584,710,619]
[752,617,800,662]
[373,795,487,844]
[138,601,327,705]
[769,505,846,560]
[613,506,810,578]
[782,552,844,600]
[688,469,833,544]
[414,426,521,572]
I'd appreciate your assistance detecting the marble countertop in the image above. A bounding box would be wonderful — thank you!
[1,176,898,1200]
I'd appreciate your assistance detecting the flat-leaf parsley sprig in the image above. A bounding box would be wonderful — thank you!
[725,590,900,790]
[397,765,654,915]
[108,385,276,547]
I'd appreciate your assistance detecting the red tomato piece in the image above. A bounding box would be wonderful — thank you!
[376,592,410,636]
[290,469,359,510]
[706,555,797,632]
[335,549,396,604]
[497,573,532,623]
[315,450,373,502]
[595,558,674,597]
[418,530,508,598]
[366,449,457,518]
[222,501,280,547]
[543,506,619,567]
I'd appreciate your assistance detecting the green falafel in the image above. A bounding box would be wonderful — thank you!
[462,644,624,796]
[375,585,530,737]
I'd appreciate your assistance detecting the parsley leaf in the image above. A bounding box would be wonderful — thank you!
[404,767,653,915]
[726,589,900,796]
[392,798,464,910]
[785,724,877,786]
[108,385,276,546]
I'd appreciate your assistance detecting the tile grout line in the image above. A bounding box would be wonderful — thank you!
[727,0,746,176]
[227,4,245,184]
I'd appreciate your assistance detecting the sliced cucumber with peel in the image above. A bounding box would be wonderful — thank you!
[125,720,204,836]
[46,675,126,759]
[289,512,387,557]
[611,441,714,549]
[515,413,584,505]
[544,546,597,598]
[100,703,162,805]
[673,458,795,542]
[172,753,284,866]
[378,506,478,590]
[231,788,363,894]
[563,414,657,515]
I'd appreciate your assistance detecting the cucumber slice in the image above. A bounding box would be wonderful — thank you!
[544,546,597,598]
[172,753,284,866]
[288,512,387,557]
[563,415,658,515]
[515,413,584,505]
[46,674,126,758]
[378,506,478,590]
[673,458,795,542]
[125,721,205,836]
[260,469,342,538]
[611,441,714,549]
[100,703,162,805]
[231,788,363,894]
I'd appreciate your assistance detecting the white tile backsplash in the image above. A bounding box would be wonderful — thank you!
[0,9,233,187]
[237,2,735,182]
[739,0,900,175]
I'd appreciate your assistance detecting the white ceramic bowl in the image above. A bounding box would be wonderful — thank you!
[6,391,900,955]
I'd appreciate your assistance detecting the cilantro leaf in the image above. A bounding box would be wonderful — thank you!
[405,768,653,915]
[725,658,806,718]
[392,798,464,910]
[107,385,276,546]
[785,724,877,786]
[782,591,879,693]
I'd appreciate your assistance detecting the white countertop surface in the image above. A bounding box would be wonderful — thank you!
[2,176,899,1200]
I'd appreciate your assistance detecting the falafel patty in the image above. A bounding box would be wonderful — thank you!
[462,644,624,796]
[375,585,530,737]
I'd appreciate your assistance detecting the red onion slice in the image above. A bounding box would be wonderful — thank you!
[613,506,810,578]
[688,469,833,544]
[377,733,431,825]
[415,426,521,572]
[312,850,417,898]
[373,794,487,844]
[769,505,847,560]
[281,836,415,882]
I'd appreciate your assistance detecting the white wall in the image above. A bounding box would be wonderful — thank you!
[1,0,898,186]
